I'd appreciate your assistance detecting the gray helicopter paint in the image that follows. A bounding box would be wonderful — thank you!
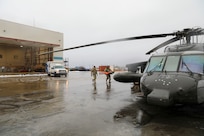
[141,72,198,105]
[197,80,204,103]
[147,88,173,106]
[140,49,204,106]
[165,43,204,52]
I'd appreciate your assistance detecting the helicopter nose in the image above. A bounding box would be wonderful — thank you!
[141,73,198,106]
[147,89,173,106]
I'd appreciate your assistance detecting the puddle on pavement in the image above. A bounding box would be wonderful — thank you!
[0,76,58,114]
[0,91,54,114]
[0,76,53,97]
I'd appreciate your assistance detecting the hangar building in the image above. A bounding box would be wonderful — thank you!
[0,19,64,72]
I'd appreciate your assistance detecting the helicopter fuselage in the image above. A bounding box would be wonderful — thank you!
[140,49,204,106]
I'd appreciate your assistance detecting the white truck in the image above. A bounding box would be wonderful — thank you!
[46,61,68,77]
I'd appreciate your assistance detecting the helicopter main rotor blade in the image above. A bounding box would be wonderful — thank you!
[39,27,204,56]
[146,36,181,54]
[39,33,175,55]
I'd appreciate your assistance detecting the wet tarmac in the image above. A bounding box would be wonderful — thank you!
[0,72,204,136]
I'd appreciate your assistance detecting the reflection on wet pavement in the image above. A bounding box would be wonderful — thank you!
[114,97,204,135]
[0,72,204,136]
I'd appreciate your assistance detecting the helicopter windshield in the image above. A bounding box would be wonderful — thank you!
[163,56,180,71]
[179,55,204,74]
[146,56,166,72]
[146,54,204,74]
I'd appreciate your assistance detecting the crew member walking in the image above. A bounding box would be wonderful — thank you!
[104,66,112,83]
[91,66,98,82]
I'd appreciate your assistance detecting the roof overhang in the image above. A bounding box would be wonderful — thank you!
[0,37,60,48]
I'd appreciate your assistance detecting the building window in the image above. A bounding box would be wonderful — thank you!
[14,55,18,59]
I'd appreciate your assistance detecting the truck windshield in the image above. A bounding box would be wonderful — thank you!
[54,66,64,69]
[179,55,204,74]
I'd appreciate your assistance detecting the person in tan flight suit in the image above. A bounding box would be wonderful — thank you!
[91,66,98,82]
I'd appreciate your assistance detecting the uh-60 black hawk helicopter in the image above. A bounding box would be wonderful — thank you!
[41,27,204,106]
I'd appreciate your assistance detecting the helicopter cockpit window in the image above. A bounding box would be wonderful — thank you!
[179,55,204,74]
[163,56,180,71]
[146,56,166,72]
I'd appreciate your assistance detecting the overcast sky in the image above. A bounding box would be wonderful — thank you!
[0,0,204,68]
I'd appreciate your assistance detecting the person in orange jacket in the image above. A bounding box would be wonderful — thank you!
[104,66,113,83]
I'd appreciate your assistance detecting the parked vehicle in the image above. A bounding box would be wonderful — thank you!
[46,61,68,77]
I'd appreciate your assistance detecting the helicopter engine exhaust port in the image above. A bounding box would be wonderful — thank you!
[147,89,173,106]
